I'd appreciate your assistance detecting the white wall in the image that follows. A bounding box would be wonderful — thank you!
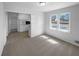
[31,12,44,37]
[4,2,44,37]
[0,3,7,55]
[44,4,79,46]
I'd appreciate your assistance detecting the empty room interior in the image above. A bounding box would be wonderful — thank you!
[0,2,79,56]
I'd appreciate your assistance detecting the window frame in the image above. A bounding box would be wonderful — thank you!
[49,14,58,30]
[49,12,71,32]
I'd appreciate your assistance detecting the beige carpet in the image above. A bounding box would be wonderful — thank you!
[2,32,79,56]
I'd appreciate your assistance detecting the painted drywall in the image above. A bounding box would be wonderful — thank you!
[44,4,79,46]
[31,12,44,37]
[0,3,7,55]
[3,2,79,12]
[4,3,44,37]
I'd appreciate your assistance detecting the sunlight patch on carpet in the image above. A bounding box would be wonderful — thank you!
[40,35,49,39]
[47,39,58,44]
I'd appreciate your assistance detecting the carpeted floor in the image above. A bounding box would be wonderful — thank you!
[2,32,79,56]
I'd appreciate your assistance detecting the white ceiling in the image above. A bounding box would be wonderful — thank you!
[4,2,79,12]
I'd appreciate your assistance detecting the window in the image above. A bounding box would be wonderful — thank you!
[49,12,70,32]
[50,15,58,30]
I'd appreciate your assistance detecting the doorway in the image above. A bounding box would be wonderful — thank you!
[8,12,18,33]
[7,12,31,38]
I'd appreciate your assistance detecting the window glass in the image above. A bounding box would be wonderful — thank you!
[49,12,70,32]
[50,15,58,29]
[59,12,70,31]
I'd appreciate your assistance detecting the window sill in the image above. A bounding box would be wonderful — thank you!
[58,29,70,32]
[50,27,70,32]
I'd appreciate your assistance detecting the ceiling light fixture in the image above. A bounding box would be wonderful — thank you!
[39,2,46,6]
